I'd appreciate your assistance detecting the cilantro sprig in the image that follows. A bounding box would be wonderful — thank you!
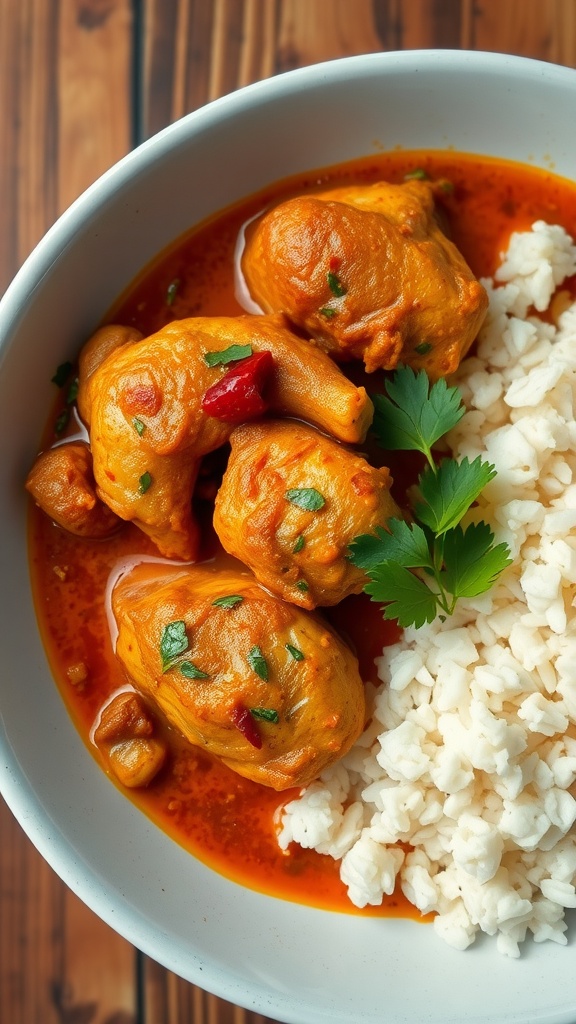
[349,367,512,628]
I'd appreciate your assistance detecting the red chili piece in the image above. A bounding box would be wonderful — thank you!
[201,351,274,424]
[230,703,262,749]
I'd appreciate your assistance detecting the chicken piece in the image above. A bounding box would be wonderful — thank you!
[25,441,121,538]
[213,420,399,609]
[241,179,488,376]
[112,562,365,790]
[93,690,167,788]
[77,323,143,425]
[87,314,373,560]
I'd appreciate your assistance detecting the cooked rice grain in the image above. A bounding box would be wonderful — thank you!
[278,221,576,956]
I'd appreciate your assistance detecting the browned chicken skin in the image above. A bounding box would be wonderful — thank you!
[87,314,373,560]
[112,563,366,790]
[241,179,488,376]
[25,441,121,538]
[214,420,399,609]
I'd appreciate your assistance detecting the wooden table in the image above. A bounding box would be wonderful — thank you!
[1,2,576,1021]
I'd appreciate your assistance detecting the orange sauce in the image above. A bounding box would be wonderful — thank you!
[28,151,576,917]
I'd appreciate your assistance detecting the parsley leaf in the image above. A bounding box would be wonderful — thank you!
[204,344,252,368]
[285,488,325,511]
[212,594,244,609]
[160,620,189,672]
[247,645,269,681]
[364,563,439,629]
[285,643,305,661]
[327,270,346,297]
[442,522,513,598]
[351,366,511,628]
[180,661,210,680]
[415,457,497,536]
[372,367,465,468]
[250,707,279,723]
[349,519,432,571]
[139,471,152,494]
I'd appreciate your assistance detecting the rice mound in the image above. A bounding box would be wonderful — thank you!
[278,220,576,957]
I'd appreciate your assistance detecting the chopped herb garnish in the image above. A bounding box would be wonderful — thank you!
[293,534,305,553]
[166,278,180,306]
[327,270,346,297]
[415,342,433,356]
[133,417,146,436]
[348,366,512,628]
[285,643,305,661]
[51,361,73,387]
[404,168,428,181]
[212,594,244,609]
[66,378,79,404]
[285,488,325,511]
[204,344,252,368]
[160,620,189,671]
[295,580,309,593]
[180,661,210,680]
[250,708,279,723]
[54,410,70,435]
[138,471,152,494]
[247,645,269,681]
[319,306,337,319]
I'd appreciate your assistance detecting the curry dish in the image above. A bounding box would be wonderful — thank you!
[26,151,576,913]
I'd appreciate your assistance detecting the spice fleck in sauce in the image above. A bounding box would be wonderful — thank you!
[28,152,576,917]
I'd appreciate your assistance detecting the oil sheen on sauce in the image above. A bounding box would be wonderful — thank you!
[28,151,576,919]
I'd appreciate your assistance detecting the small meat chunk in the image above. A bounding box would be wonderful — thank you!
[93,691,167,788]
[25,441,120,538]
[112,563,365,790]
[87,314,372,560]
[241,179,488,376]
[77,323,143,425]
[213,420,399,608]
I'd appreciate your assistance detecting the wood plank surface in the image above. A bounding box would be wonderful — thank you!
[2,1,576,1022]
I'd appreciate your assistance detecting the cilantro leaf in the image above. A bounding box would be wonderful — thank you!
[160,620,189,671]
[372,367,464,462]
[250,707,279,723]
[285,488,325,511]
[212,594,244,609]
[285,643,305,661]
[364,563,439,629]
[247,645,269,681]
[204,344,252,368]
[180,661,210,680]
[415,457,496,535]
[442,522,512,598]
[349,519,432,571]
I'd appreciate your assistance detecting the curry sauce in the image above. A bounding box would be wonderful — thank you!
[28,151,576,916]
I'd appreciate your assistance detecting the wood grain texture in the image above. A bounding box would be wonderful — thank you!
[3,1,576,1022]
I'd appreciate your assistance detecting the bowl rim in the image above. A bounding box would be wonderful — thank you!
[4,47,576,1024]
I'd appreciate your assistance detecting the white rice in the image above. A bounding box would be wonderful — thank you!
[278,219,576,957]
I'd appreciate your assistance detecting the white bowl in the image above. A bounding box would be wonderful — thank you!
[2,49,576,1024]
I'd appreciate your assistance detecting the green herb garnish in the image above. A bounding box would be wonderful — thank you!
[295,580,309,593]
[160,620,189,671]
[247,645,269,681]
[327,270,346,297]
[212,595,244,609]
[51,361,73,387]
[404,168,428,181]
[66,378,79,404]
[250,708,279,723]
[415,342,433,356]
[180,661,209,680]
[133,417,146,436]
[138,471,152,494]
[293,535,305,553]
[204,344,252,368]
[285,488,325,511]
[54,410,70,435]
[349,367,512,628]
[166,278,180,306]
[285,643,305,661]
[319,306,337,319]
